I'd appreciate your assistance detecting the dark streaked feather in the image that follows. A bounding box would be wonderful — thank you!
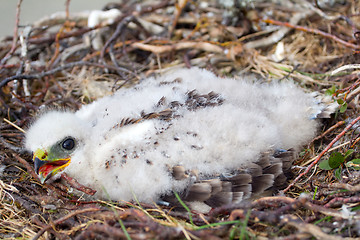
[274,148,295,172]
[184,182,212,202]
[251,174,275,194]
[205,179,222,195]
[263,163,282,177]
[162,148,296,209]
[171,166,187,180]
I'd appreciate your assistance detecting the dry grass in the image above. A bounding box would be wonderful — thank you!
[1,0,360,239]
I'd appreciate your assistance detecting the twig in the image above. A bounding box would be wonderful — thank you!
[28,27,95,45]
[304,201,358,219]
[135,0,171,15]
[324,196,360,208]
[328,182,360,192]
[12,153,38,180]
[99,0,172,61]
[245,11,311,49]
[262,18,360,49]
[108,45,126,79]
[0,61,137,88]
[311,121,345,142]
[48,3,76,69]
[0,63,20,69]
[0,136,24,153]
[0,0,23,66]
[65,0,71,19]
[61,173,97,195]
[281,214,345,240]
[131,41,223,54]
[32,207,101,240]
[11,192,42,215]
[302,137,360,166]
[252,196,296,207]
[31,216,65,239]
[168,0,188,37]
[74,223,130,239]
[2,118,26,133]
[331,64,360,75]
[350,136,360,148]
[272,196,307,216]
[283,115,360,193]
[100,15,135,61]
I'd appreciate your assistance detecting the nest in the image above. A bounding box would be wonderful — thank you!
[1,0,360,239]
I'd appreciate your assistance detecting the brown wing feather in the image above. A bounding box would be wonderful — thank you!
[162,148,296,209]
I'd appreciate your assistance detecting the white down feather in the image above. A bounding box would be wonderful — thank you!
[25,67,319,203]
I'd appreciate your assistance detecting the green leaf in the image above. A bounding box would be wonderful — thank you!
[334,167,342,180]
[339,102,347,113]
[325,85,336,96]
[328,152,344,169]
[346,159,360,170]
[314,216,333,225]
[344,149,354,159]
[337,98,344,105]
[173,190,194,225]
[351,159,360,164]
[351,205,360,211]
[312,186,318,200]
[319,159,332,170]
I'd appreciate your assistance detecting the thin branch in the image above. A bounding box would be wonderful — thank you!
[311,121,345,142]
[12,153,38,180]
[0,61,137,88]
[100,15,135,61]
[27,27,95,45]
[168,0,188,38]
[131,41,223,54]
[65,0,71,19]
[61,173,97,196]
[324,195,360,208]
[0,0,23,65]
[263,18,360,49]
[32,207,101,240]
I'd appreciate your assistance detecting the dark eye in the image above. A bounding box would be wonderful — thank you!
[62,138,75,150]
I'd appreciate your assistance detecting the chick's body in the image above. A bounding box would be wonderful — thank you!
[25,68,319,205]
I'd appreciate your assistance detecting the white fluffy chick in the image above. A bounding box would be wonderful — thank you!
[25,67,332,209]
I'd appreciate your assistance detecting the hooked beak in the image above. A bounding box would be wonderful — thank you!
[33,149,71,183]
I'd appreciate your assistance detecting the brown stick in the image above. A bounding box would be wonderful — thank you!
[131,41,223,54]
[263,18,360,50]
[0,61,137,88]
[311,121,345,142]
[12,153,38,180]
[27,27,95,45]
[65,0,71,19]
[61,173,97,196]
[168,0,188,38]
[0,0,23,65]
[324,196,360,208]
[32,207,101,240]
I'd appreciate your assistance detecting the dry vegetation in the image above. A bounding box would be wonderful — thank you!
[1,0,360,239]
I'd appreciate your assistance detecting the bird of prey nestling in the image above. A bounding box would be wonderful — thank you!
[25,68,335,211]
